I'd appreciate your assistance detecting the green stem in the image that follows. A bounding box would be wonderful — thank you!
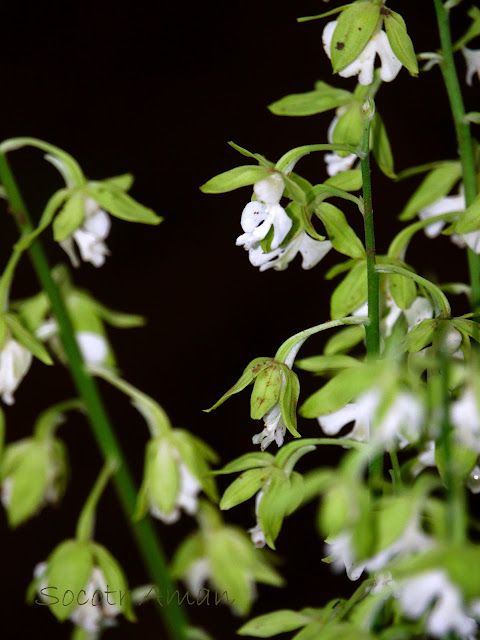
[389,448,402,494]
[360,98,382,489]
[76,460,118,543]
[438,347,466,544]
[0,152,188,640]
[433,0,480,311]
[361,99,380,359]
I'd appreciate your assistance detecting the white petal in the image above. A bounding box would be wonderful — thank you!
[254,174,284,205]
[0,339,33,405]
[322,21,337,60]
[176,463,201,515]
[404,296,434,330]
[72,229,110,267]
[185,559,210,595]
[318,403,358,435]
[270,204,292,250]
[59,236,81,268]
[239,201,268,233]
[419,193,466,237]
[76,332,109,366]
[83,209,111,240]
[339,37,378,86]
[463,47,480,86]
[324,152,357,177]
[462,230,480,254]
[298,235,333,269]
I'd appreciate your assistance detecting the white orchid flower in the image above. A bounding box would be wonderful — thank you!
[463,47,480,86]
[35,562,119,634]
[450,388,480,453]
[236,174,292,252]
[37,319,109,367]
[60,198,111,268]
[248,230,332,272]
[324,110,358,177]
[252,398,287,451]
[418,187,480,253]
[149,461,201,524]
[325,532,365,581]
[249,485,268,548]
[322,21,402,86]
[398,570,478,639]
[318,388,424,450]
[0,338,32,405]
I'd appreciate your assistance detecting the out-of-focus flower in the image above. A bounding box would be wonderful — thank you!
[60,198,111,268]
[0,338,32,405]
[462,47,480,86]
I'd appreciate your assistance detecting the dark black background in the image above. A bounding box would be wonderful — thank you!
[0,1,476,638]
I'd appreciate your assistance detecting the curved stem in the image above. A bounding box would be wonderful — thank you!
[76,459,118,543]
[0,152,189,640]
[433,0,480,311]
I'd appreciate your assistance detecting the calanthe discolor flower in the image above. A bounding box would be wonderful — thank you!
[323,21,402,86]
[248,230,332,272]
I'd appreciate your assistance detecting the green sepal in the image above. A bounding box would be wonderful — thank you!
[384,10,418,77]
[220,467,274,510]
[300,363,381,418]
[15,188,69,251]
[250,364,283,420]
[330,3,381,73]
[332,103,363,154]
[316,203,365,259]
[324,324,365,355]
[101,173,134,191]
[146,438,179,515]
[279,366,301,438]
[320,483,350,537]
[200,165,271,194]
[403,318,438,353]
[170,532,204,578]
[455,191,480,234]
[4,314,53,365]
[237,609,310,637]
[87,298,145,328]
[453,6,480,50]
[268,82,351,117]
[371,113,395,178]
[435,441,477,482]
[399,162,462,221]
[325,169,362,192]
[330,260,367,318]
[172,429,219,502]
[227,141,273,168]
[205,357,273,412]
[325,258,358,280]
[86,184,161,225]
[213,452,275,475]
[53,191,85,241]
[451,318,480,345]
[46,539,93,620]
[0,317,7,350]
[295,354,360,374]
[389,269,417,309]
[1,439,49,527]
[258,470,304,549]
[298,4,355,23]
[91,542,136,622]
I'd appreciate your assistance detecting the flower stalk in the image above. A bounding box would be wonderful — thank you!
[0,152,189,640]
[433,0,480,311]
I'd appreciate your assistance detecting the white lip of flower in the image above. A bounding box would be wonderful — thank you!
[248,231,333,272]
[322,21,402,86]
[236,174,292,252]
[252,401,287,451]
[398,570,477,639]
[149,461,201,524]
[35,563,119,634]
[0,338,33,405]
[318,389,424,449]
[60,198,111,268]
[249,485,268,548]
[1,477,12,508]
[450,388,480,453]
[412,440,437,477]
[324,112,358,177]
[463,47,480,86]
[325,532,366,581]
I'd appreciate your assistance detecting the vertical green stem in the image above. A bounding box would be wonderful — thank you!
[0,153,188,640]
[361,99,380,359]
[438,349,466,544]
[433,0,480,311]
[360,98,382,488]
